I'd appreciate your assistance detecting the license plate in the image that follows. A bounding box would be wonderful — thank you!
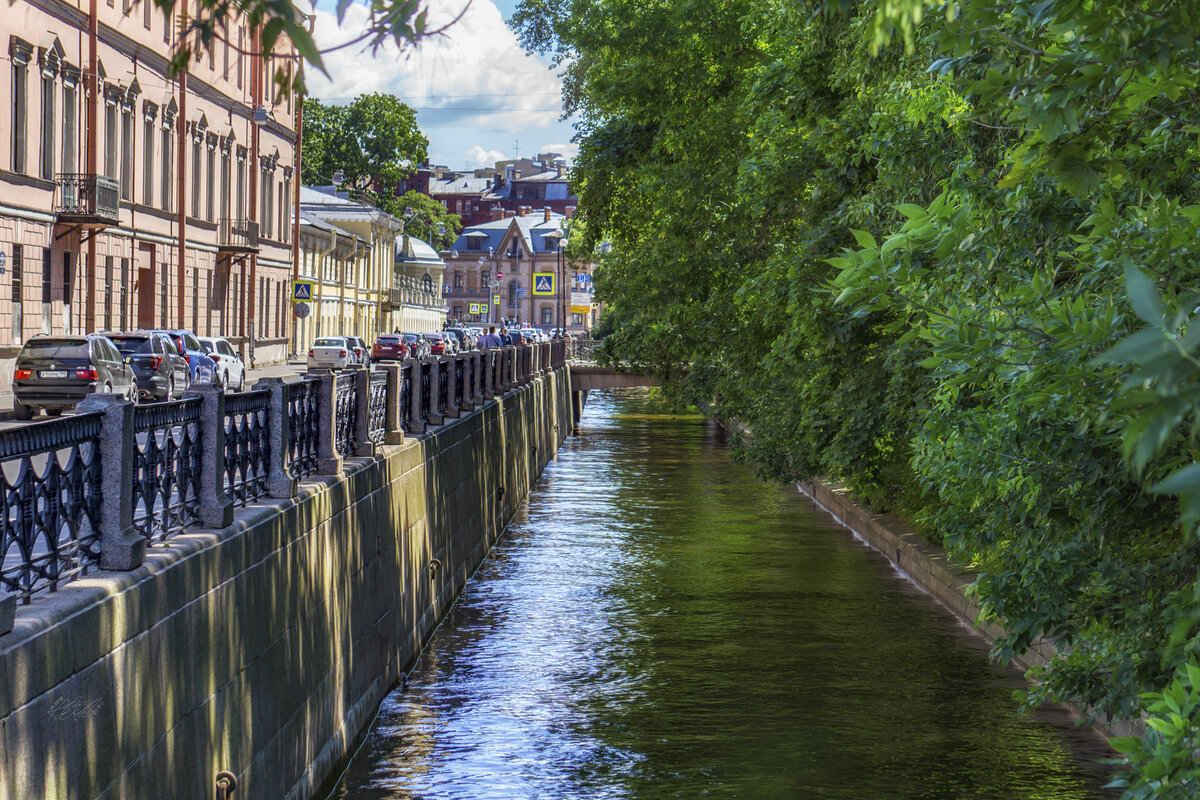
[39,370,68,378]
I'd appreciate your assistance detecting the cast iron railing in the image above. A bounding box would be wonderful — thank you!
[217,218,260,252]
[368,371,387,444]
[223,389,271,506]
[334,372,357,457]
[0,351,569,615]
[54,173,120,224]
[0,414,104,602]
[287,378,320,479]
[132,399,203,543]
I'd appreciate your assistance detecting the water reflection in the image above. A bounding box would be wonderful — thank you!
[333,390,1112,800]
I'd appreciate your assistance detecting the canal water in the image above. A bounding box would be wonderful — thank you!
[331,389,1113,800]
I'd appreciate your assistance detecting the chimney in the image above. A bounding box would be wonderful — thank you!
[504,209,516,218]
[565,205,576,217]
[492,206,505,220]
[557,165,566,178]
[543,208,551,223]
[519,206,530,217]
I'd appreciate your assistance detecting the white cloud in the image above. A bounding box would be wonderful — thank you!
[465,145,507,169]
[307,0,564,131]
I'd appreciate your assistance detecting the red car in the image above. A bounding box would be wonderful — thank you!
[423,332,450,356]
[371,334,409,362]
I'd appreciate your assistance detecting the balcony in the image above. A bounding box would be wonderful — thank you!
[54,174,120,227]
[218,219,260,253]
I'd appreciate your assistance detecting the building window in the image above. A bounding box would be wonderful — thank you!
[40,73,55,180]
[236,28,244,88]
[571,313,583,326]
[104,99,118,179]
[142,108,156,206]
[454,270,463,289]
[12,244,24,340]
[41,248,51,305]
[452,304,462,318]
[541,306,552,325]
[192,268,199,331]
[220,147,231,222]
[480,270,489,287]
[206,136,216,221]
[236,150,246,219]
[163,7,171,44]
[161,126,173,212]
[143,0,152,28]
[61,81,76,174]
[119,257,129,329]
[12,57,28,174]
[120,101,133,200]
[63,252,73,311]
[191,134,202,217]
[508,281,517,307]
[282,172,291,243]
[104,256,113,330]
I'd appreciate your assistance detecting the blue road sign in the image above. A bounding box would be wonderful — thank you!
[533,273,555,295]
[292,281,314,301]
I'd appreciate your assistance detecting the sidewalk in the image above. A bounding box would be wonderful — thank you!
[0,360,308,421]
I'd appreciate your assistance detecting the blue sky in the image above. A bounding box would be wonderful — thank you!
[305,0,577,171]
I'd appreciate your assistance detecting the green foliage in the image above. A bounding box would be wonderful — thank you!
[301,96,458,243]
[512,0,1200,794]
[1106,662,1200,799]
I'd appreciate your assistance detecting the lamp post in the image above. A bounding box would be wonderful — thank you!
[543,229,565,335]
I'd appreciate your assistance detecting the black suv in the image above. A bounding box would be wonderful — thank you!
[107,331,191,402]
[11,334,136,420]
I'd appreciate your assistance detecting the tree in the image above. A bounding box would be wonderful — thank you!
[300,95,458,245]
[512,1,1200,794]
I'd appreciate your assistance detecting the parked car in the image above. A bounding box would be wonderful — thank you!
[401,333,432,359]
[444,327,476,351]
[423,332,453,356]
[345,336,370,369]
[11,334,137,419]
[371,334,409,362]
[155,329,216,384]
[307,336,353,370]
[108,331,191,402]
[197,336,246,392]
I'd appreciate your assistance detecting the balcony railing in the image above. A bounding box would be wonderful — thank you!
[54,174,120,226]
[218,218,260,252]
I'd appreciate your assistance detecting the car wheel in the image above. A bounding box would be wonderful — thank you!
[45,408,63,417]
[12,401,33,421]
[236,371,245,393]
[103,382,112,395]
[167,376,177,402]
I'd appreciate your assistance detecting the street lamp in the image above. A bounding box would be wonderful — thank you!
[543,229,565,335]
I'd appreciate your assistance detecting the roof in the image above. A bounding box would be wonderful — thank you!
[447,212,569,257]
[429,177,493,196]
[300,185,404,231]
[394,234,446,269]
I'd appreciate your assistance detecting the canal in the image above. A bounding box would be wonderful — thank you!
[331,389,1113,799]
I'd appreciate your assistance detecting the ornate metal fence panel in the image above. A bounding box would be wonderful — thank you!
[223,389,271,506]
[132,399,202,543]
[437,362,449,415]
[401,364,414,432]
[368,371,387,444]
[287,378,320,479]
[457,359,468,408]
[0,414,103,602]
[569,339,598,363]
[420,362,432,423]
[334,372,357,457]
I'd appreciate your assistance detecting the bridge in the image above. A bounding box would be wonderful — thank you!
[566,339,661,428]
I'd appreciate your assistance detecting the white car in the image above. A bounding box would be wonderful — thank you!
[197,336,247,392]
[307,336,354,370]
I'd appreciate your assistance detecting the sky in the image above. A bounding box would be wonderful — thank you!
[304,0,577,172]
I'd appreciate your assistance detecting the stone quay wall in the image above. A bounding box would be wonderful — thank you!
[0,367,572,800]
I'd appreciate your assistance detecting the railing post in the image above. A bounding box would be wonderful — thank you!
[470,352,482,406]
[481,350,493,399]
[311,369,343,475]
[74,394,146,570]
[459,354,473,412]
[253,376,298,499]
[407,359,426,435]
[184,383,234,530]
[353,367,375,456]
[384,364,405,445]
[443,356,460,419]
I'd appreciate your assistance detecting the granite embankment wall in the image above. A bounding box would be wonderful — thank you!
[0,368,572,800]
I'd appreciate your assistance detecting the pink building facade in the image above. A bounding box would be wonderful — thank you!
[0,0,299,388]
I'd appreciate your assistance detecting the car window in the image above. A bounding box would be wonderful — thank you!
[183,333,201,351]
[162,336,180,355]
[199,339,215,353]
[314,338,344,347]
[18,339,90,361]
[220,341,236,356]
[109,336,154,355]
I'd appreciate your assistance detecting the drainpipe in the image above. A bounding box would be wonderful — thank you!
[290,17,310,359]
[247,29,260,361]
[85,0,98,332]
[176,67,187,327]
[313,229,336,339]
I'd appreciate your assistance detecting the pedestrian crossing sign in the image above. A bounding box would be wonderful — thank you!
[292,281,314,301]
[469,303,480,314]
[493,294,500,304]
[480,303,489,313]
[532,273,555,295]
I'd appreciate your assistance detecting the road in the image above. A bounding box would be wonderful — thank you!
[0,361,309,431]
